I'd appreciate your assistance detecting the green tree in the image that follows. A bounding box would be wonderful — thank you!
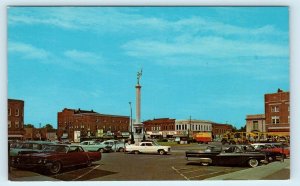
[24,124,34,128]
[44,124,54,129]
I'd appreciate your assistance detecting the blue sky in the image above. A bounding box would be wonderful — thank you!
[8,6,289,128]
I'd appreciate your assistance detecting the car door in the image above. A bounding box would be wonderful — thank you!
[65,146,87,166]
[146,143,156,153]
[217,146,241,166]
[140,143,147,153]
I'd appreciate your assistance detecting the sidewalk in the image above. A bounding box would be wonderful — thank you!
[205,159,290,180]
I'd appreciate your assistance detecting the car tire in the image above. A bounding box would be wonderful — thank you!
[98,148,104,153]
[49,161,62,174]
[158,150,165,155]
[86,160,92,167]
[134,151,139,155]
[268,156,274,162]
[248,159,259,168]
[118,148,124,152]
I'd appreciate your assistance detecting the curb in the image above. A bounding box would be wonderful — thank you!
[205,159,290,180]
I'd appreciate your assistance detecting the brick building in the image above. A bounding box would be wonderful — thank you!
[8,99,25,139]
[265,89,290,135]
[143,118,176,138]
[211,123,233,139]
[24,127,57,141]
[57,108,130,142]
[246,114,266,133]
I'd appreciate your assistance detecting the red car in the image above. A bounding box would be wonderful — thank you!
[263,143,290,158]
[11,144,101,174]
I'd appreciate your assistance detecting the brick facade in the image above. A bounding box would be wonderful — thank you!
[57,108,130,141]
[143,118,176,138]
[8,99,25,139]
[265,89,290,133]
[212,123,233,138]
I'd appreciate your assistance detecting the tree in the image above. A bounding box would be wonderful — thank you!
[239,125,246,132]
[44,124,54,129]
[24,124,34,128]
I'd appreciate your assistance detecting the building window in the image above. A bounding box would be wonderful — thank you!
[253,121,258,130]
[271,106,279,112]
[8,108,11,116]
[288,116,290,123]
[15,109,19,116]
[8,121,11,128]
[15,121,19,128]
[271,116,280,124]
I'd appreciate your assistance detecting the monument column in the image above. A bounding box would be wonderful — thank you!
[133,69,144,143]
[136,84,141,124]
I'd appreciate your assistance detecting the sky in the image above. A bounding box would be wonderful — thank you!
[7,6,289,129]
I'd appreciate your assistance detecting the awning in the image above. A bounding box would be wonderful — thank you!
[266,132,290,136]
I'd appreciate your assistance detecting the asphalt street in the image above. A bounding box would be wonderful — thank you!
[8,144,290,181]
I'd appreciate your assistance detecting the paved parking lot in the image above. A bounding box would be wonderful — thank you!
[9,145,248,181]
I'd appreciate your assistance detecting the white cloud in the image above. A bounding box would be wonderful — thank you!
[64,50,104,65]
[9,42,49,60]
[8,8,287,38]
[122,36,288,59]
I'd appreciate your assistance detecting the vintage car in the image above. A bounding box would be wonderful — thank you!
[101,140,126,152]
[10,141,55,156]
[185,145,268,168]
[11,144,101,174]
[251,143,290,159]
[125,141,171,155]
[80,140,112,153]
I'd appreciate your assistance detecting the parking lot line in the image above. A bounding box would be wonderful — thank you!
[182,168,205,174]
[188,171,222,179]
[171,166,189,180]
[72,164,101,181]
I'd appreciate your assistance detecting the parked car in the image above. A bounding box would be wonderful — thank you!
[186,145,268,168]
[125,141,171,155]
[11,144,101,174]
[10,141,55,157]
[101,140,126,152]
[80,140,112,153]
[251,143,290,159]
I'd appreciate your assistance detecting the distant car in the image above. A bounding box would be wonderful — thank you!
[101,140,126,152]
[80,140,112,153]
[11,144,101,174]
[10,141,55,157]
[125,141,171,155]
[186,145,268,168]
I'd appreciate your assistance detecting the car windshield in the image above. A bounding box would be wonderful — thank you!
[43,145,68,153]
[242,145,256,151]
[152,141,160,146]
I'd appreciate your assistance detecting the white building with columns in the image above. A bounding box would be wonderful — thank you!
[175,120,213,136]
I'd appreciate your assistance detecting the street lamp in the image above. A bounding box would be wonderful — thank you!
[188,116,192,143]
[129,102,134,144]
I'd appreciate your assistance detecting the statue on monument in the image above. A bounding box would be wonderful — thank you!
[137,69,143,85]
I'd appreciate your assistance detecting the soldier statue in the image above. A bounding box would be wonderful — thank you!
[137,69,143,85]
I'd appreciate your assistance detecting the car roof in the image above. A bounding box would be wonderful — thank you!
[22,141,55,144]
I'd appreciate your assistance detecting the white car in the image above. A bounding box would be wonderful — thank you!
[125,141,171,155]
[101,140,126,152]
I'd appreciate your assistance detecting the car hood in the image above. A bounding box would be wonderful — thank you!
[20,152,63,158]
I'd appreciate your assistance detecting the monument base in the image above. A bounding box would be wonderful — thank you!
[133,134,144,144]
[133,123,145,144]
